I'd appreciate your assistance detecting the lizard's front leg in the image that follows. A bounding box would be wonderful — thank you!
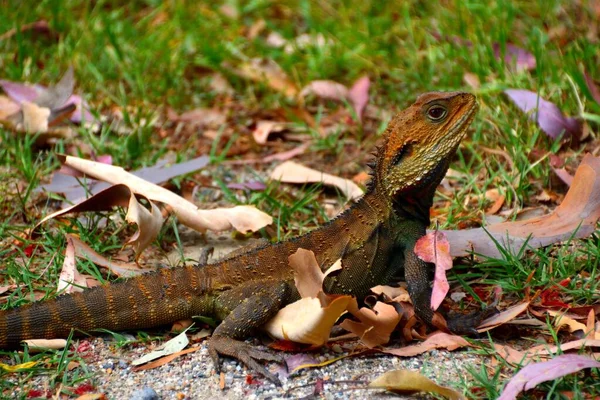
[404,247,494,334]
[208,280,293,385]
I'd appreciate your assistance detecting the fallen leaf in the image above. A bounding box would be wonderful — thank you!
[21,101,50,133]
[131,329,190,366]
[40,155,209,205]
[493,43,537,73]
[263,143,309,163]
[124,191,164,259]
[370,285,411,302]
[382,331,470,357]
[444,154,600,258]
[477,302,530,332]
[340,301,400,348]
[132,346,200,371]
[369,369,465,400]
[497,354,600,400]
[414,231,452,310]
[271,161,364,200]
[0,95,19,120]
[263,296,353,345]
[58,236,89,294]
[289,249,342,300]
[226,181,267,191]
[504,89,582,140]
[348,76,370,121]
[227,58,298,99]
[252,120,287,144]
[22,339,67,350]
[0,361,38,372]
[67,234,152,277]
[264,250,351,345]
[50,156,272,233]
[300,80,349,101]
[36,185,163,258]
[170,108,226,128]
[529,338,600,356]
[74,394,106,400]
[287,350,368,373]
[493,343,536,365]
[548,310,600,339]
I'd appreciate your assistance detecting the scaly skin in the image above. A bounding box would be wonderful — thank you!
[0,91,479,383]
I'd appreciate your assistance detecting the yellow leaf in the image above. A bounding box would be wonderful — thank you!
[0,361,37,372]
[369,369,465,400]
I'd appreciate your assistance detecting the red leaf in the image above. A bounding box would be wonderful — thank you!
[414,231,453,310]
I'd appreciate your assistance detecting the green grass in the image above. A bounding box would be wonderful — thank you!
[1,0,600,398]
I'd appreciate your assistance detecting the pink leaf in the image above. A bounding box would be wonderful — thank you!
[0,80,40,103]
[493,43,536,72]
[299,80,349,101]
[498,354,600,400]
[504,89,582,139]
[414,231,453,310]
[348,76,370,122]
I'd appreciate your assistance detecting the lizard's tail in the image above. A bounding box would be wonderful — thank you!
[0,265,210,348]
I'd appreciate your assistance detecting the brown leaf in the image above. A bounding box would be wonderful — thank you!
[340,301,401,348]
[52,156,272,233]
[36,185,163,258]
[369,369,465,400]
[58,236,89,294]
[270,161,364,200]
[227,58,298,99]
[22,339,67,351]
[252,120,287,145]
[68,234,151,277]
[382,331,470,357]
[170,108,226,128]
[414,231,452,310]
[445,154,600,258]
[370,285,411,302]
[0,20,54,41]
[263,250,351,345]
[477,302,530,332]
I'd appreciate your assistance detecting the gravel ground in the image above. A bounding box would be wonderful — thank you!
[4,336,485,399]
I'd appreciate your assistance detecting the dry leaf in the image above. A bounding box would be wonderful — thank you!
[263,295,353,345]
[445,154,600,258]
[170,108,226,128]
[124,192,163,259]
[68,234,152,277]
[264,250,351,345]
[271,161,364,200]
[300,80,349,101]
[463,73,480,90]
[252,120,287,144]
[548,310,600,339]
[21,100,50,133]
[477,302,530,332]
[370,285,411,302]
[132,347,200,372]
[369,369,465,400]
[340,301,401,348]
[382,331,470,357]
[54,156,272,233]
[22,339,67,350]
[227,58,298,99]
[36,185,163,258]
[58,236,89,294]
[131,329,190,366]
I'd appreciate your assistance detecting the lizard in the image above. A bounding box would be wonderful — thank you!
[0,91,481,384]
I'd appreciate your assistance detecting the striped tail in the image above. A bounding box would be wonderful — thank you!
[0,265,210,348]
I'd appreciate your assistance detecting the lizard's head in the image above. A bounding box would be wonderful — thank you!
[377,91,478,199]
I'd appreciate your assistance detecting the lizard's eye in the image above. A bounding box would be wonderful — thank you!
[427,105,447,121]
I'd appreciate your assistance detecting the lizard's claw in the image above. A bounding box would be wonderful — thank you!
[208,335,283,386]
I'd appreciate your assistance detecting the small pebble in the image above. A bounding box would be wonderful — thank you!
[129,386,159,400]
